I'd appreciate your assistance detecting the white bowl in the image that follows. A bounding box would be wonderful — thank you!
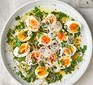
[0,0,92,85]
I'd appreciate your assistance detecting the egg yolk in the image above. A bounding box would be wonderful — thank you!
[57,32,67,41]
[28,18,40,29]
[41,36,50,44]
[32,51,41,59]
[19,44,29,54]
[17,31,28,41]
[70,46,74,53]
[70,23,79,33]
[50,16,56,24]
[29,19,37,26]
[63,48,70,55]
[36,66,48,77]
[44,15,56,25]
[61,57,70,66]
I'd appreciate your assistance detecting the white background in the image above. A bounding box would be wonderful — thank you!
[0,0,93,85]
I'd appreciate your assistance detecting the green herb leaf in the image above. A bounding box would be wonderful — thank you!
[24,77,31,83]
[52,11,67,20]
[14,56,26,62]
[15,37,21,47]
[23,31,28,36]
[16,71,22,76]
[77,56,83,63]
[40,61,45,66]
[30,33,33,38]
[64,66,74,74]
[32,58,37,64]
[15,16,20,20]
[46,72,62,84]
[80,45,87,54]
[7,29,15,43]
[33,7,43,19]
[18,50,22,54]
[74,31,81,38]
[20,22,25,28]
[33,40,39,46]
[32,7,48,20]
[31,72,36,82]
[37,32,43,38]
[61,41,67,47]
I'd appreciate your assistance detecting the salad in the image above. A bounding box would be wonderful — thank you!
[7,7,87,85]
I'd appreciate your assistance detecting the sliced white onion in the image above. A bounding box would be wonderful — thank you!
[39,46,52,58]
[53,61,60,72]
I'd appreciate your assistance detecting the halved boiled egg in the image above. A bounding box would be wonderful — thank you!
[25,16,40,32]
[69,44,76,56]
[63,47,71,56]
[59,56,72,69]
[35,66,49,78]
[65,21,81,33]
[13,43,30,57]
[38,33,51,45]
[42,14,56,26]
[16,29,32,42]
[56,31,68,43]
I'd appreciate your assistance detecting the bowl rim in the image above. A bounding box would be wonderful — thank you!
[0,0,92,85]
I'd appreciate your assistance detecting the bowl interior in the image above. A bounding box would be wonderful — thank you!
[0,0,92,85]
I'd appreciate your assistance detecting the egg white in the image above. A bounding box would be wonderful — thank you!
[53,61,61,72]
